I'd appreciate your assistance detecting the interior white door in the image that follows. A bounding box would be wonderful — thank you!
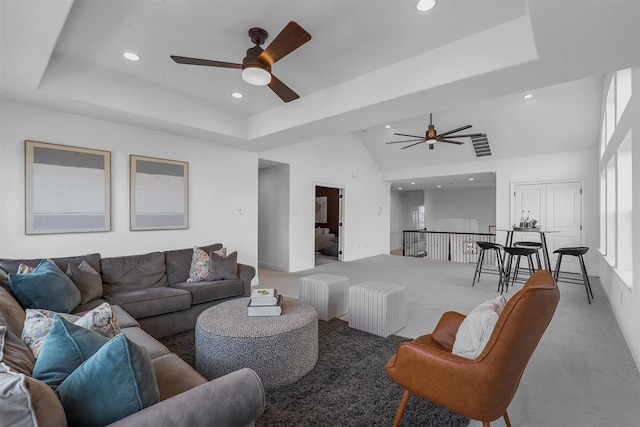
[545,182,583,272]
[513,181,583,273]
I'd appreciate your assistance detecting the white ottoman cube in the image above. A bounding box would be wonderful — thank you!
[299,274,350,321]
[348,281,406,337]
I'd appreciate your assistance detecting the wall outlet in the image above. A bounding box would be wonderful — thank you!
[235,208,244,215]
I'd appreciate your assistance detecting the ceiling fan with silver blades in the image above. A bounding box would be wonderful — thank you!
[386,113,483,150]
[171,21,311,103]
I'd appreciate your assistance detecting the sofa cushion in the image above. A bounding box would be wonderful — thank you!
[22,302,120,358]
[9,260,81,313]
[164,244,223,285]
[66,261,103,304]
[152,353,206,401]
[0,253,102,280]
[0,287,26,338]
[0,326,35,376]
[32,316,109,390]
[109,304,140,329]
[104,287,191,319]
[209,251,239,280]
[56,334,160,426]
[0,369,67,427]
[171,279,244,305]
[121,326,171,360]
[101,251,169,294]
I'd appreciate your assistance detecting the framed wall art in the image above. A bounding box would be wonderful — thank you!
[315,196,328,223]
[130,155,188,230]
[25,140,111,234]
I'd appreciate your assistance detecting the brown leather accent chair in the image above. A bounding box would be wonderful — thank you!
[385,270,560,427]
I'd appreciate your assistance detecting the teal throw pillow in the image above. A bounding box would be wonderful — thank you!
[209,251,239,280]
[32,315,109,390]
[8,259,81,313]
[56,334,160,426]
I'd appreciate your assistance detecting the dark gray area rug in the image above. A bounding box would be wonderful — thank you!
[159,319,469,427]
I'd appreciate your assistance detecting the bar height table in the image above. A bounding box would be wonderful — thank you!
[497,228,559,271]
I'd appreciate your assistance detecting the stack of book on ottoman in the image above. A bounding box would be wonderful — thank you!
[248,288,284,316]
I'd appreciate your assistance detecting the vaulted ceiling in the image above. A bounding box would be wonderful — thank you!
[1,1,638,177]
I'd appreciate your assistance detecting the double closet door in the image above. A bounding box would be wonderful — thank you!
[512,181,583,273]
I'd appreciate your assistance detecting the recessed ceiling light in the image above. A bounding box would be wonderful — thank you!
[398,187,403,190]
[523,93,533,99]
[385,125,391,129]
[411,182,415,185]
[436,185,442,188]
[468,177,475,181]
[123,51,140,61]
[416,0,437,12]
[231,92,244,99]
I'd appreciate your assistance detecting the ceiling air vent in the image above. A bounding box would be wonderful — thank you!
[471,134,491,157]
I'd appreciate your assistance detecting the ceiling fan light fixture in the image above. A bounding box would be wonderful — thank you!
[242,66,271,86]
[416,0,437,12]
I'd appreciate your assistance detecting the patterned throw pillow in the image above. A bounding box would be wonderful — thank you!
[187,247,227,282]
[0,268,9,289]
[16,263,34,274]
[187,247,209,282]
[21,302,121,358]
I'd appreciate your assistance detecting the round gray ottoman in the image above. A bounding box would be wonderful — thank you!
[195,297,318,388]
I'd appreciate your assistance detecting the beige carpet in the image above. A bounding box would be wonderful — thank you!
[257,255,640,427]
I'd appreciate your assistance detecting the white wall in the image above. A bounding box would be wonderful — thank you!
[389,190,404,251]
[258,164,290,271]
[0,101,258,271]
[261,133,390,272]
[384,149,600,270]
[598,67,640,371]
[427,187,496,233]
[389,190,425,251]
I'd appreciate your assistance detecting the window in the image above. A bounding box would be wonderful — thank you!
[605,78,615,144]
[599,69,634,288]
[599,169,606,254]
[616,131,632,279]
[606,156,616,264]
[616,68,632,124]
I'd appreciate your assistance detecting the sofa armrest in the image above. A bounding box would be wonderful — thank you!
[237,263,256,297]
[107,368,265,427]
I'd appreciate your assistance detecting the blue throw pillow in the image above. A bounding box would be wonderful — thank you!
[56,334,160,426]
[32,315,109,390]
[8,260,81,313]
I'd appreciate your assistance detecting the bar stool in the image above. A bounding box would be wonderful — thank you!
[472,241,504,286]
[513,241,543,270]
[553,247,594,304]
[499,246,537,294]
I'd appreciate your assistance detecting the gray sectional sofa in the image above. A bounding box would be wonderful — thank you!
[0,244,265,427]
[0,243,255,339]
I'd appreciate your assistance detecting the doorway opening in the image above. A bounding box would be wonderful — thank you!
[315,185,343,266]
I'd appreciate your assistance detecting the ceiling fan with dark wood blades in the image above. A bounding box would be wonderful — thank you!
[171,21,311,103]
[386,113,483,150]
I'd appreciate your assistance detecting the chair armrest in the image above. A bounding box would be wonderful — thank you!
[238,263,256,297]
[107,368,265,427]
[386,341,481,417]
[430,311,466,350]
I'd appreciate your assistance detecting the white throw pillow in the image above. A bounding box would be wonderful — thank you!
[452,295,506,359]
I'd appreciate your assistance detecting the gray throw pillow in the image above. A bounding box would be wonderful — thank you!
[209,251,239,280]
[66,261,103,305]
